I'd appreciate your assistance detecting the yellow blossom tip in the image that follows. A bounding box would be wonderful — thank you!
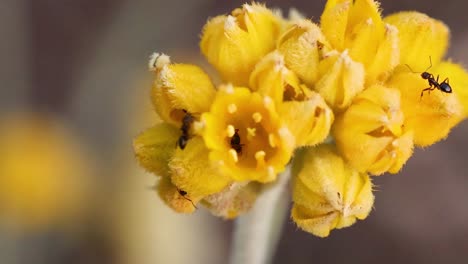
[148,52,170,71]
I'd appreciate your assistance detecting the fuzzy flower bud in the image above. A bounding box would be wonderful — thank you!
[149,53,215,126]
[291,145,374,237]
[200,3,282,85]
[315,50,365,111]
[277,20,330,86]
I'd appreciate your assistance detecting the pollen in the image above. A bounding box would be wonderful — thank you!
[228,103,238,114]
[246,127,256,140]
[252,112,262,123]
[229,149,239,163]
[227,125,236,137]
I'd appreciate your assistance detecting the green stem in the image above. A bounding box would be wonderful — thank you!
[228,165,291,264]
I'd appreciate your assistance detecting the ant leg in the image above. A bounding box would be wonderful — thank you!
[436,75,439,83]
[442,77,449,84]
[420,86,436,99]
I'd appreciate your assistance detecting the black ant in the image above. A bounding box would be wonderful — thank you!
[230,129,244,155]
[177,110,194,149]
[405,56,452,99]
[177,188,197,209]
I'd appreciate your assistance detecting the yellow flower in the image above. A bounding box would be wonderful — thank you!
[387,70,463,147]
[200,3,282,85]
[291,145,374,238]
[149,53,215,126]
[384,12,466,146]
[200,85,295,183]
[333,85,414,175]
[320,0,399,84]
[0,114,92,230]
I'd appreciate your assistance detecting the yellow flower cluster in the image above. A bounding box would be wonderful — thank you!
[134,1,468,237]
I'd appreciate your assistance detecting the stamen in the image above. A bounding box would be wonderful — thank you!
[229,149,239,163]
[227,125,235,137]
[228,103,238,114]
[268,134,276,147]
[255,151,266,167]
[252,112,262,123]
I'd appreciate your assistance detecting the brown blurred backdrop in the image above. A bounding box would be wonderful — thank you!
[1,0,467,263]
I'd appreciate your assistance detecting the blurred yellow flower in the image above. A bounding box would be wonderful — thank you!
[135,0,468,237]
[0,113,92,230]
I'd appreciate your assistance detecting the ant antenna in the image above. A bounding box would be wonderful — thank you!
[424,56,433,72]
[405,56,433,74]
[404,63,417,73]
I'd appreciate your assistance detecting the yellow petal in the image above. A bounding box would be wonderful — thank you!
[315,50,365,111]
[387,71,463,147]
[333,84,414,175]
[169,137,232,198]
[133,123,179,177]
[200,3,282,85]
[384,11,449,70]
[365,23,400,83]
[249,51,290,104]
[279,92,334,147]
[434,61,468,119]
[203,182,260,219]
[291,145,374,237]
[277,19,329,86]
[201,85,295,183]
[150,53,215,125]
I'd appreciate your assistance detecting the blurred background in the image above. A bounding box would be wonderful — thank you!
[1,0,467,263]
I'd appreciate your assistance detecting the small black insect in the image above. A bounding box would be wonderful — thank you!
[406,56,452,98]
[177,188,197,209]
[178,110,194,149]
[230,129,244,154]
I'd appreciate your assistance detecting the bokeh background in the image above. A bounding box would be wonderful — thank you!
[1,0,467,263]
